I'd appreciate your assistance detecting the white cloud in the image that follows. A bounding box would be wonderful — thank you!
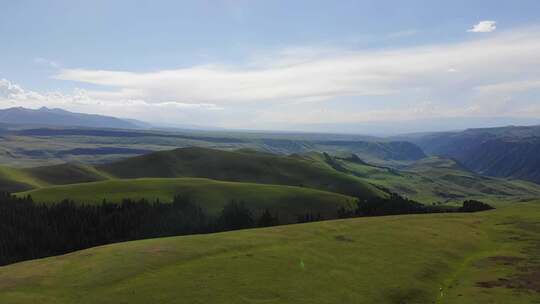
[475,79,540,94]
[0,79,25,97]
[0,78,222,124]
[54,27,540,106]
[3,26,540,128]
[468,21,497,33]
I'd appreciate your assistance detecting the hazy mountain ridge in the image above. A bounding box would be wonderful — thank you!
[409,125,540,184]
[0,107,146,129]
[314,140,426,161]
[0,129,426,167]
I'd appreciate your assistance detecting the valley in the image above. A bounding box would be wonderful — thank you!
[407,125,540,184]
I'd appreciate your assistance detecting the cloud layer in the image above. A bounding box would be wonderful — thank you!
[2,26,540,130]
[0,78,223,126]
[55,27,539,105]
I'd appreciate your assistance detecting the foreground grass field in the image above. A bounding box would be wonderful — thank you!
[17,178,356,222]
[1,201,539,303]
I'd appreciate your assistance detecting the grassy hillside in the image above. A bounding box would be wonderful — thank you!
[17,178,356,222]
[98,147,386,199]
[23,163,110,185]
[326,155,540,205]
[2,147,539,207]
[0,148,386,201]
[1,202,539,303]
[408,125,540,184]
[406,157,540,204]
[0,166,39,192]
[0,164,107,193]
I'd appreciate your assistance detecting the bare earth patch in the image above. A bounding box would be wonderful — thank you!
[476,266,540,292]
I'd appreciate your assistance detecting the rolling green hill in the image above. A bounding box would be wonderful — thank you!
[1,202,539,303]
[0,164,107,193]
[0,166,38,193]
[23,163,110,186]
[0,148,386,201]
[17,178,356,222]
[3,147,540,208]
[329,155,540,205]
[97,147,386,199]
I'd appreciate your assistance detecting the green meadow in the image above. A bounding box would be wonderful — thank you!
[1,201,539,303]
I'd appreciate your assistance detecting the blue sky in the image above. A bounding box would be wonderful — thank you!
[1,0,540,133]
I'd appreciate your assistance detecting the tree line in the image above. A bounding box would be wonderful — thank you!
[0,193,279,266]
[338,193,494,218]
[0,192,493,266]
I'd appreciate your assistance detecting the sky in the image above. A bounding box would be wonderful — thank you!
[1,0,540,134]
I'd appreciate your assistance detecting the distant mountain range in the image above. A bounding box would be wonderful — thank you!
[407,125,540,184]
[0,107,149,129]
[1,106,539,186]
[284,117,540,136]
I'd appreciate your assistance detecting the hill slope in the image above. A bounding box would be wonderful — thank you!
[97,147,386,199]
[296,151,540,205]
[0,166,38,192]
[4,147,540,206]
[330,155,540,205]
[1,203,539,303]
[0,164,108,192]
[409,125,540,184]
[17,178,356,222]
[313,140,426,162]
[0,148,386,200]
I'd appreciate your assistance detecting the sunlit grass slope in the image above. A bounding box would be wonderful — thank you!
[1,202,539,303]
[17,178,356,222]
[0,166,40,192]
[23,163,110,185]
[0,163,108,192]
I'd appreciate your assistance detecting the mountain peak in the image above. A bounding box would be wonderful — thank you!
[37,106,70,114]
[0,106,149,129]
